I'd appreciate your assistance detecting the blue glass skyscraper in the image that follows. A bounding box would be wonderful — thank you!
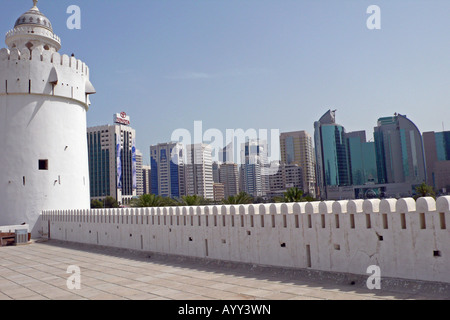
[314,110,351,199]
[150,142,185,199]
[374,114,426,186]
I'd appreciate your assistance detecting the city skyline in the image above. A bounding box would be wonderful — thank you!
[1,0,449,163]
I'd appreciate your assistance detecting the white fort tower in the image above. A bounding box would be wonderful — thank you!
[0,1,95,236]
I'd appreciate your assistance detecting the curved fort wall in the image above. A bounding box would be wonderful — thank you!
[42,196,450,284]
[0,47,93,236]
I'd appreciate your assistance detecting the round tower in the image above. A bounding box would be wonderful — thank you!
[0,1,96,237]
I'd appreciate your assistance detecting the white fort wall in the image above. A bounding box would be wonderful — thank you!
[42,197,450,284]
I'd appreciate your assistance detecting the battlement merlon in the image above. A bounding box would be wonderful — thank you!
[0,47,96,109]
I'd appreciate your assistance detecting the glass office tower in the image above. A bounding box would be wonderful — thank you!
[346,131,377,186]
[423,131,450,193]
[374,114,426,185]
[314,110,351,199]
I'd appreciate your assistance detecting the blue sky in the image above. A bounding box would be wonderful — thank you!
[1,0,450,165]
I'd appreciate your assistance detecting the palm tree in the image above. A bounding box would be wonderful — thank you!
[222,192,254,205]
[179,195,211,206]
[414,183,436,200]
[283,187,304,203]
[160,197,179,207]
[130,194,163,208]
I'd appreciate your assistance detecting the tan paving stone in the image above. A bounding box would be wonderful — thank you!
[0,240,448,301]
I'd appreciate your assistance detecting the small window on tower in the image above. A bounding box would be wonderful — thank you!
[39,160,49,171]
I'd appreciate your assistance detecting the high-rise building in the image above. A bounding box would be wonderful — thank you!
[423,131,450,193]
[220,142,234,163]
[185,144,214,200]
[213,183,225,202]
[212,161,221,183]
[268,163,303,200]
[150,142,185,199]
[241,139,270,198]
[87,114,137,206]
[374,114,426,186]
[280,131,316,197]
[0,2,96,236]
[314,110,351,199]
[219,162,239,199]
[346,131,377,186]
[142,165,151,195]
[135,150,144,196]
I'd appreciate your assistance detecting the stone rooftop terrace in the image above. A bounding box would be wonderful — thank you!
[0,240,449,301]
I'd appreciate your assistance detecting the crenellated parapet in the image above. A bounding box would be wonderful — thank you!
[0,47,95,108]
[41,196,450,284]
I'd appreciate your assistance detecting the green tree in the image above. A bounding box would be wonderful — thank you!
[222,192,254,205]
[178,195,211,206]
[414,183,436,200]
[90,199,104,209]
[103,196,119,208]
[160,196,180,207]
[131,194,164,208]
[283,187,304,203]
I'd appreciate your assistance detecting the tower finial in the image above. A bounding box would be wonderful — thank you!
[32,0,38,8]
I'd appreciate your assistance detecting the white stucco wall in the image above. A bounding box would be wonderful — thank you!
[0,47,93,237]
[41,196,450,284]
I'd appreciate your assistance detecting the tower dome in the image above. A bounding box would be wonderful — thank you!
[14,1,53,32]
[5,0,61,52]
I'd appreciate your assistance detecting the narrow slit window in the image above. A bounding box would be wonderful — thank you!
[335,215,340,229]
[382,214,389,229]
[306,245,312,268]
[350,214,355,229]
[439,212,446,230]
[401,213,407,229]
[420,213,426,230]
[366,214,372,229]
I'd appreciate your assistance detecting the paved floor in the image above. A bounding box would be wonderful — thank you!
[0,240,448,301]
